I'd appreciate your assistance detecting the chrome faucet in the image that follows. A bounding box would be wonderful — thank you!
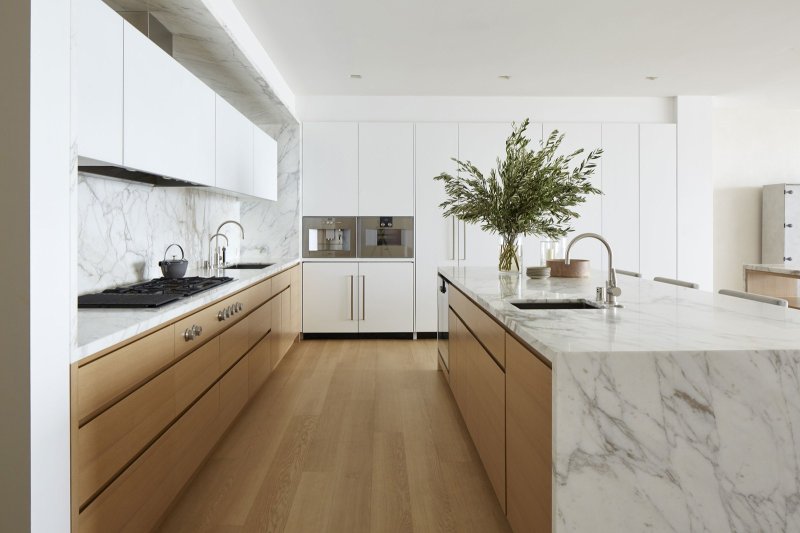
[210,220,245,269]
[564,232,622,307]
[208,233,229,270]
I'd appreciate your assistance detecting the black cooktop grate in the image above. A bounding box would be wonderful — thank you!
[78,276,234,308]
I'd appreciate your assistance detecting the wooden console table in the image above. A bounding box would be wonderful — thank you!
[744,264,800,309]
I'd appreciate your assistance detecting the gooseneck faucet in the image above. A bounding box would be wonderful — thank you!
[210,220,245,269]
[564,232,622,307]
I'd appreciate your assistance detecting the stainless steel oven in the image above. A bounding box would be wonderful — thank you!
[302,216,357,258]
[437,274,449,370]
[358,216,414,258]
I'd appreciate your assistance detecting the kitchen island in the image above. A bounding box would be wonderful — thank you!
[439,266,800,533]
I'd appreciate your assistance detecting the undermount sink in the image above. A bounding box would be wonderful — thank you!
[510,299,604,310]
[223,262,275,270]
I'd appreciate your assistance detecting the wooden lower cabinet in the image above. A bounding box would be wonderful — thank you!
[448,309,506,512]
[73,264,301,531]
[506,334,552,533]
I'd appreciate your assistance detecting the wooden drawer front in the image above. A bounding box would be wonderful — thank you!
[174,337,220,412]
[449,285,505,368]
[248,300,272,347]
[271,269,291,296]
[248,333,272,397]
[77,325,174,422]
[468,332,506,511]
[78,384,220,533]
[76,368,176,508]
[219,314,252,371]
[218,352,250,433]
[248,277,273,309]
[506,334,552,533]
[290,265,301,336]
[174,293,247,357]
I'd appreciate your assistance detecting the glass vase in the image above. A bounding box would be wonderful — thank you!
[498,234,523,273]
[539,239,563,265]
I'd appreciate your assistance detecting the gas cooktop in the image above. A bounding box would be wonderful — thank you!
[78,276,234,308]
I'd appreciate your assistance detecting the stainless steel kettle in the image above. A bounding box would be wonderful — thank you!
[159,243,188,279]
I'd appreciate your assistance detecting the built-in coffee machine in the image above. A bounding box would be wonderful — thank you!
[302,216,357,258]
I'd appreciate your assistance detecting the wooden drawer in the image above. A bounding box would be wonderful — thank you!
[271,268,291,296]
[174,337,220,412]
[506,334,552,533]
[248,277,273,310]
[218,352,250,434]
[248,299,272,347]
[248,332,272,397]
[76,367,175,508]
[219,314,251,371]
[77,325,175,423]
[173,293,246,358]
[449,285,505,368]
[78,383,220,533]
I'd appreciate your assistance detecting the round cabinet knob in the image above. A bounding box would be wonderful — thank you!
[224,307,231,319]
[183,328,195,341]
[218,310,226,321]
[193,324,202,336]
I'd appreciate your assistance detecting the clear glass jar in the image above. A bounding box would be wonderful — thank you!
[540,239,563,265]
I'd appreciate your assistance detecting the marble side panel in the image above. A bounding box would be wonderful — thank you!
[555,349,800,532]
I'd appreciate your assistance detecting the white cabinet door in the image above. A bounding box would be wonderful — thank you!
[457,122,511,267]
[215,95,253,195]
[302,262,359,333]
[358,262,414,333]
[358,123,414,216]
[601,124,639,274]
[640,124,677,279]
[123,23,215,186]
[302,122,358,216]
[75,0,123,165]
[415,123,458,332]
[253,126,278,201]
[543,123,603,267]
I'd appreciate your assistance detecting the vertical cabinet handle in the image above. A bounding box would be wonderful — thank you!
[459,220,467,261]
[349,275,354,320]
[447,216,456,260]
[361,275,366,320]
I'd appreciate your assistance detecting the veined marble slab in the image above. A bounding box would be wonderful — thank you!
[439,266,800,533]
[75,258,299,362]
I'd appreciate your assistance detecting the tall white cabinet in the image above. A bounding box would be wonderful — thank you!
[359,123,414,216]
[639,124,677,279]
[601,124,640,273]
[302,122,359,216]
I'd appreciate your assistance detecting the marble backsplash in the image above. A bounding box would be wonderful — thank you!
[78,123,300,295]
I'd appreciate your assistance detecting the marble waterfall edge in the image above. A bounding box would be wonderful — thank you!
[77,123,300,294]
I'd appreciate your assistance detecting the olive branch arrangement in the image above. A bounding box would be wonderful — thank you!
[434,119,602,271]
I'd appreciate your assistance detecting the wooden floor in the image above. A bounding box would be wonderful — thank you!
[158,339,511,533]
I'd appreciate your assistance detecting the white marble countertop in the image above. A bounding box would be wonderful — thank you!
[439,266,800,362]
[743,263,800,276]
[74,258,299,362]
[439,265,800,532]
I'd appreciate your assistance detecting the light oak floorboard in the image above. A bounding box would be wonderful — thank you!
[158,339,510,533]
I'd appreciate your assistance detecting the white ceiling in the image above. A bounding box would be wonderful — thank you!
[233,0,800,104]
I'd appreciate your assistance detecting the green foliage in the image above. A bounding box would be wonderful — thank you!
[434,118,602,240]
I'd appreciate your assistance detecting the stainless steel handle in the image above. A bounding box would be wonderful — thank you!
[459,220,467,261]
[349,275,354,320]
[184,328,194,341]
[218,310,226,321]
[193,324,202,336]
[447,216,456,260]
[361,275,366,320]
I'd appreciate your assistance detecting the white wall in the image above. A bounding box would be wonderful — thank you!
[0,0,74,531]
[713,104,800,291]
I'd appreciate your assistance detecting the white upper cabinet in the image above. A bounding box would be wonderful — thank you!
[303,122,359,216]
[123,22,215,186]
[253,127,278,201]
[640,124,677,279]
[601,124,640,274]
[543,123,603,267]
[75,0,123,165]
[215,95,253,195]
[358,123,414,216]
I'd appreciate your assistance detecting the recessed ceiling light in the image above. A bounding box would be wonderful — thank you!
[350,74,362,79]
[645,76,659,81]
[498,75,511,80]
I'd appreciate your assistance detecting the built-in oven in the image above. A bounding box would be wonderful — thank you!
[302,216,357,258]
[358,216,414,258]
[437,274,449,371]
